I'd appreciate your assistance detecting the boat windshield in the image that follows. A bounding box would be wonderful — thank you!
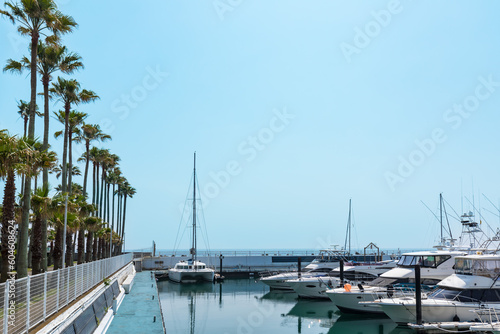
[397,255,451,268]
[429,288,500,302]
[455,258,500,278]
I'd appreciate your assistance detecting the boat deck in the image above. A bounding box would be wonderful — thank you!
[106,271,165,334]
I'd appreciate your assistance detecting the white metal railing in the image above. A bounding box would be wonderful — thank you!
[0,253,133,334]
[156,249,408,258]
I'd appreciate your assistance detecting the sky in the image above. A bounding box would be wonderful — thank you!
[1,1,500,252]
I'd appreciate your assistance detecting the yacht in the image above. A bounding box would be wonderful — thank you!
[326,250,467,314]
[168,153,215,283]
[168,259,215,283]
[261,199,359,291]
[374,254,500,324]
[259,248,344,290]
[288,259,397,299]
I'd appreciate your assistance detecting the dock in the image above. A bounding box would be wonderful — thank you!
[106,271,165,334]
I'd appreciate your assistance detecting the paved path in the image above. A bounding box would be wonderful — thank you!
[107,271,164,334]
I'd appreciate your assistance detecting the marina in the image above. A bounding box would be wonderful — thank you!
[157,278,403,334]
[1,1,500,334]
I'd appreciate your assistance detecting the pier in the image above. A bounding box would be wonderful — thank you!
[106,271,165,334]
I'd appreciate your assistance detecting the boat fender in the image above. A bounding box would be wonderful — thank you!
[357,283,364,292]
[344,283,352,292]
[452,314,460,322]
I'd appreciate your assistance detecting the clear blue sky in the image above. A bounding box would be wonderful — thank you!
[1,1,500,251]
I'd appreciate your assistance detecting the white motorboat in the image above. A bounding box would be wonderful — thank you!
[168,153,214,283]
[326,250,467,314]
[286,275,341,299]
[259,251,342,290]
[374,254,500,324]
[288,259,397,299]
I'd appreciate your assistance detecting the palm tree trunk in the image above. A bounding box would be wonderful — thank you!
[17,32,40,279]
[65,231,72,267]
[68,130,73,194]
[18,175,31,278]
[94,162,99,215]
[121,195,128,252]
[77,226,85,264]
[1,170,16,282]
[31,215,42,274]
[41,83,49,270]
[83,141,90,197]
[61,103,70,193]
[112,184,115,236]
[86,231,93,262]
[99,167,105,218]
[72,231,77,264]
[107,183,111,228]
[23,116,28,137]
[92,235,98,261]
[117,192,121,242]
[53,226,63,270]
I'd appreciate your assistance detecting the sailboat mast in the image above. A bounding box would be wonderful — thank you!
[348,199,351,255]
[344,199,352,255]
[192,152,197,263]
[440,193,443,245]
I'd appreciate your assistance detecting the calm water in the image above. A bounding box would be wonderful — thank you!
[157,279,417,334]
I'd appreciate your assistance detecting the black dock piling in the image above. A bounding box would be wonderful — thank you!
[219,254,224,276]
[298,257,302,278]
[339,260,344,284]
[414,265,422,325]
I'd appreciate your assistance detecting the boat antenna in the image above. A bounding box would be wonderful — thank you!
[461,178,463,214]
[344,199,352,255]
[192,151,197,263]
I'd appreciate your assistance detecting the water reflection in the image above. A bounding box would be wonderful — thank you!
[157,279,402,334]
[329,314,398,334]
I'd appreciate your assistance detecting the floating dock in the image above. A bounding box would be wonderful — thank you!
[106,271,165,334]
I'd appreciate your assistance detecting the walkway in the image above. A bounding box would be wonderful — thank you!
[106,271,164,334]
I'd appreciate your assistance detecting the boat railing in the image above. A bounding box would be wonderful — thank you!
[473,308,500,325]
[365,284,430,301]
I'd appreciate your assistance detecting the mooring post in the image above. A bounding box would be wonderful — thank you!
[219,254,224,277]
[415,264,422,325]
[298,257,302,279]
[339,259,344,284]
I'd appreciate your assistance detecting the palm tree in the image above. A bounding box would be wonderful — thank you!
[1,0,77,278]
[5,43,82,271]
[88,146,101,214]
[84,216,100,262]
[54,109,87,194]
[24,138,57,273]
[14,100,38,197]
[50,195,65,270]
[0,131,20,282]
[31,186,52,274]
[76,124,110,198]
[96,149,111,219]
[75,196,94,264]
[50,77,98,194]
[120,182,136,253]
[16,100,31,137]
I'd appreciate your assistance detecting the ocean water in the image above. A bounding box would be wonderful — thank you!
[157,279,417,334]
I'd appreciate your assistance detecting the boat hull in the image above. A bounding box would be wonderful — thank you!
[288,277,339,299]
[168,269,215,283]
[260,273,301,290]
[377,298,498,324]
[326,286,387,314]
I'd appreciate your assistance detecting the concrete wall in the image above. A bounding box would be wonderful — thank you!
[141,255,312,271]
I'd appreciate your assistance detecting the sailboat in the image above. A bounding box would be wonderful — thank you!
[168,152,215,283]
